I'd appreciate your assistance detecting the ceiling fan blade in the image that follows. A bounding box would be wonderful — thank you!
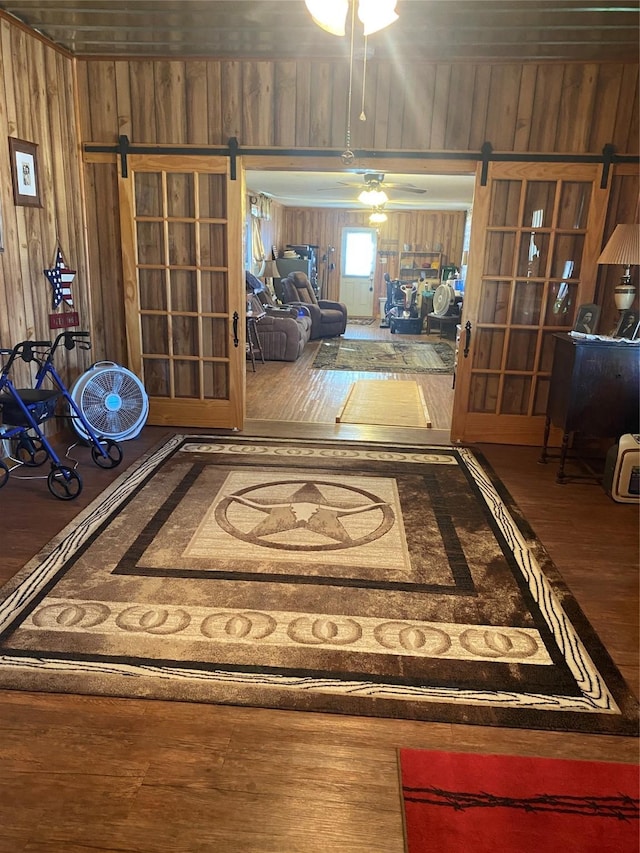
[385,183,427,194]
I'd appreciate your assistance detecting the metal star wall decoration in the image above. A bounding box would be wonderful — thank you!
[44,246,76,309]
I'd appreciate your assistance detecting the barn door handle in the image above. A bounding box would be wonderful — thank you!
[232,312,239,347]
[463,320,472,357]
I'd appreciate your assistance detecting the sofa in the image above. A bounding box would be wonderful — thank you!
[279,271,348,340]
[248,292,312,362]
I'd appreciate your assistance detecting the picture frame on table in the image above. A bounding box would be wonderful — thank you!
[8,137,41,207]
[573,303,600,334]
[613,309,639,340]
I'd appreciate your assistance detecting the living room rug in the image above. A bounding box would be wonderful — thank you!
[336,380,432,428]
[312,338,454,374]
[400,749,639,853]
[0,435,637,734]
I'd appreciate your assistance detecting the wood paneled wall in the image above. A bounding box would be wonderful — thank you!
[75,56,638,363]
[77,58,639,155]
[276,207,466,304]
[0,8,637,377]
[0,17,91,390]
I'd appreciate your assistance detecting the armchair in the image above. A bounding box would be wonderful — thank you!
[280,272,348,339]
[248,292,312,362]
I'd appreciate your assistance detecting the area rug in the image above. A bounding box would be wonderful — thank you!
[400,749,639,853]
[347,318,375,326]
[0,435,637,735]
[313,338,454,374]
[336,380,432,428]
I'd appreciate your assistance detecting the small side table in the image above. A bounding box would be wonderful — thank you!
[246,310,265,371]
[426,312,459,339]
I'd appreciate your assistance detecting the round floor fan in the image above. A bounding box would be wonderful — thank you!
[70,362,149,442]
[432,282,457,317]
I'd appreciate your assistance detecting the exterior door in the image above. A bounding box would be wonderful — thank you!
[119,154,244,428]
[451,162,609,445]
[339,227,376,316]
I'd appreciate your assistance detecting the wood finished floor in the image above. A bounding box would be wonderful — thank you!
[0,324,638,852]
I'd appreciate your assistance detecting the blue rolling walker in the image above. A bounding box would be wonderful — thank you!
[0,332,123,500]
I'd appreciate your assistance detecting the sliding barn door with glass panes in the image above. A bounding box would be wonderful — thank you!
[451,162,609,445]
[119,154,244,429]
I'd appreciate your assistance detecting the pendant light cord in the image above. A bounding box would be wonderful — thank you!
[360,35,368,121]
[342,0,357,163]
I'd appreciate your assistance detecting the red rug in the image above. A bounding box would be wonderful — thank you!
[400,749,639,853]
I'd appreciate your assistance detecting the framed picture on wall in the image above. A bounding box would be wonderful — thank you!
[8,137,41,207]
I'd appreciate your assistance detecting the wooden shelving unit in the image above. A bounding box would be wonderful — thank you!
[399,250,442,282]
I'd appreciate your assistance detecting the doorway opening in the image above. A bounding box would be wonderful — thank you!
[243,165,476,438]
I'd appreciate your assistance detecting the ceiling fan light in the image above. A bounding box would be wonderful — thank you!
[358,0,399,35]
[358,188,388,206]
[369,210,387,224]
[304,0,348,36]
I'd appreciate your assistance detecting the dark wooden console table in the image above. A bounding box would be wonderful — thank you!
[539,334,640,483]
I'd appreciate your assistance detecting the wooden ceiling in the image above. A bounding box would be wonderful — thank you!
[1,0,639,62]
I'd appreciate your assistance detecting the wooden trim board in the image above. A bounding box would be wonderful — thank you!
[336,380,432,428]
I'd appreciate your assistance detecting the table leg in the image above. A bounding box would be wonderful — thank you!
[538,415,551,463]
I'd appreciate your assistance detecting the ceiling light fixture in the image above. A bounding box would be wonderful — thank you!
[358,187,388,206]
[304,1,398,37]
[369,209,387,224]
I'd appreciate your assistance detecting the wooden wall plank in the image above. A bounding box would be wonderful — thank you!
[115,60,133,141]
[555,64,598,152]
[221,61,242,142]
[273,61,297,147]
[294,62,311,148]
[485,65,522,151]
[242,61,275,147]
[155,61,187,144]
[130,60,158,142]
[513,65,537,152]
[528,64,565,151]
[206,63,223,145]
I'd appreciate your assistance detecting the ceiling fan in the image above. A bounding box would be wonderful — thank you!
[317,172,427,195]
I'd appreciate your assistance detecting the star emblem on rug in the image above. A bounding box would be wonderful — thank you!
[44,246,76,308]
[226,481,389,544]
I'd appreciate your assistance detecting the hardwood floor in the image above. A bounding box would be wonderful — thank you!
[0,326,637,852]
[245,321,455,438]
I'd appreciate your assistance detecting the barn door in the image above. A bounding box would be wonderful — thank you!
[451,162,609,445]
[119,154,244,429]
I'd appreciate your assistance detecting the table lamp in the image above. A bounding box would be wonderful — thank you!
[262,259,281,281]
[597,224,640,310]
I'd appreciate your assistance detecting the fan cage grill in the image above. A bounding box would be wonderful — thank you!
[70,364,148,441]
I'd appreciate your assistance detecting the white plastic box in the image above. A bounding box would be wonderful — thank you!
[602,434,640,503]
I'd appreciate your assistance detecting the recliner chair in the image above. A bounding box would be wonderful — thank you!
[280,271,347,340]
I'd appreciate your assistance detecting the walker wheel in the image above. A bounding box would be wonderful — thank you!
[0,460,9,488]
[15,435,49,467]
[90,438,123,469]
[47,465,82,500]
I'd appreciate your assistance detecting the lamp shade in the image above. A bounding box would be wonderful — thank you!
[358,0,398,35]
[304,0,348,36]
[262,260,281,279]
[597,224,640,266]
